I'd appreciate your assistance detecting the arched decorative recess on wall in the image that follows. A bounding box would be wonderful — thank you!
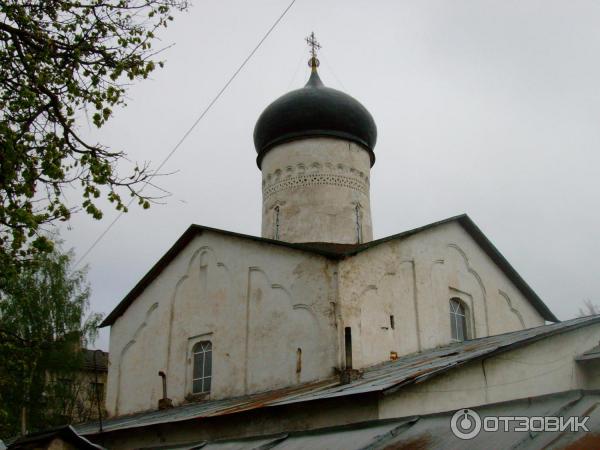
[447,243,490,335]
[498,289,526,329]
[164,246,231,378]
[115,302,159,415]
[244,266,321,393]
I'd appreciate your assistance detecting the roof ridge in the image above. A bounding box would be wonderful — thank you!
[101,213,557,327]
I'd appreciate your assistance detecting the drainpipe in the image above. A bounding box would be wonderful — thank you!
[158,371,173,410]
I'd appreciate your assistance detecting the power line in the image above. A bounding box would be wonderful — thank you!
[320,48,347,90]
[74,0,297,269]
[287,50,307,89]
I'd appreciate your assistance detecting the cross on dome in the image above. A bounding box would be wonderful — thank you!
[305,31,321,69]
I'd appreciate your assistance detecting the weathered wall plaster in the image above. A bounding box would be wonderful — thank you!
[107,221,546,416]
[260,137,373,244]
[337,221,544,369]
[106,231,338,416]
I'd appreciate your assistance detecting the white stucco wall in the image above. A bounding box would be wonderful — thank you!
[260,137,373,244]
[337,221,545,369]
[379,322,600,418]
[106,231,339,416]
[107,220,550,416]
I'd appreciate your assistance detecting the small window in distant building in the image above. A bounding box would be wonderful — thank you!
[449,298,468,342]
[192,341,212,394]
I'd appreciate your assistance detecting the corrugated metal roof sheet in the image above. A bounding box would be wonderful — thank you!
[576,343,600,361]
[261,420,415,450]
[132,390,600,450]
[366,390,600,450]
[137,435,285,450]
[77,315,600,436]
[200,435,287,450]
[76,379,339,435]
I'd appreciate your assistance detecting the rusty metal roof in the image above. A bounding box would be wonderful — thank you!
[82,349,109,372]
[101,214,557,327]
[103,390,600,449]
[362,389,600,450]
[78,316,600,436]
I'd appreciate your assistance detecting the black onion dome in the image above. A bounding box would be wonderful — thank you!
[253,68,377,168]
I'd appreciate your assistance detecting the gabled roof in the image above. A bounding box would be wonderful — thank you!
[101,214,557,327]
[79,315,600,435]
[8,425,105,450]
[82,349,109,372]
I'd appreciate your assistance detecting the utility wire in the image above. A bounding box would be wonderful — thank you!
[319,48,347,90]
[287,50,306,89]
[74,0,297,269]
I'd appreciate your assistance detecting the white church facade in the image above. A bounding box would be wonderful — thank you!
[75,43,600,449]
[102,214,554,417]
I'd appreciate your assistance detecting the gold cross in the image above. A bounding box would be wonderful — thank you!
[305,32,321,59]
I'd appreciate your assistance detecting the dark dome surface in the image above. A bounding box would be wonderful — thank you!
[253,69,377,168]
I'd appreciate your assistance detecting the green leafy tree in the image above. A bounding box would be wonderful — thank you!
[0,241,102,438]
[578,299,600,317]
[0,0,188,273]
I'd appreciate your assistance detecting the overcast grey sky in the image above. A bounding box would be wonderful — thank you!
[60,0,600,350]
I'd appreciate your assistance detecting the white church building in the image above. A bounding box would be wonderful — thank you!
[76,44,600,449]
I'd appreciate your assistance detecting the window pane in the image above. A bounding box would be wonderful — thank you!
[457,316,464,341]
[193,379,203,394]
[193,352,204,379]
[204,376,212,393]
[451,314,457,340]
[204,350,212,378]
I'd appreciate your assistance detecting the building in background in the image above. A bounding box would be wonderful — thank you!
[46,349,108,425]
[77,349,108,424]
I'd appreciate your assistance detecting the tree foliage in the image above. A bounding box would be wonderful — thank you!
[578,299,600,317]
[0,0,188,269]
[0,241,102,438]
